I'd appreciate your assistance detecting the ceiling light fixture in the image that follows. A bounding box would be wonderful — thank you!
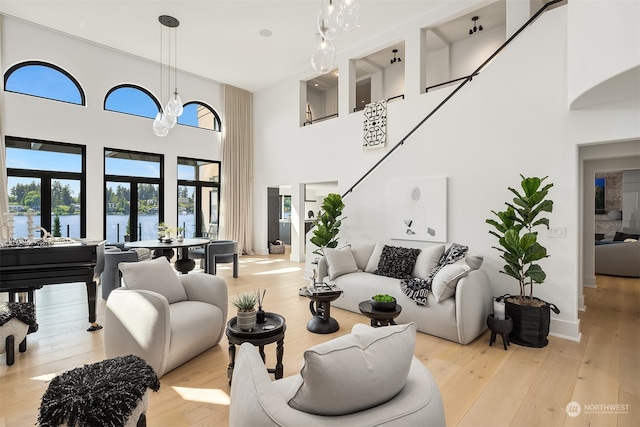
[469,16,483,35]
[153,15,184,137]
[311,0,360,74]
[390,49,402,64]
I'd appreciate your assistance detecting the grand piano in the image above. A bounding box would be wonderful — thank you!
[0,239,106,332]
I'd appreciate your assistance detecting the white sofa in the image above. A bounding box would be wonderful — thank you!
[317,242,492,344]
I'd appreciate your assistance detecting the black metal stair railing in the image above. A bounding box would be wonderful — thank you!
[342,0,564,199]
[353,94,405,112]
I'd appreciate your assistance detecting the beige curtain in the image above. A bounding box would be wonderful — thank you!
[0,16,10,237]
[220,85,253,255]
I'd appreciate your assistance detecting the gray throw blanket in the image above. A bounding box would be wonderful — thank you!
[400,243,468,306]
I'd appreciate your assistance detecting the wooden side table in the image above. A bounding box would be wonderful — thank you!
[305,286,343,334]
[358,300,402,327]
[225,312,286,384]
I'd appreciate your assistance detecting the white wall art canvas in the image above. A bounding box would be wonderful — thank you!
[389,177,447,242]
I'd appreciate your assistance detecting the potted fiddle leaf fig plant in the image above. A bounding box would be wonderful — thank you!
[310,193,345,256]
[486,175,560,348]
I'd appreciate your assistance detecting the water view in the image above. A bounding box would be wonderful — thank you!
[10,214,199,242]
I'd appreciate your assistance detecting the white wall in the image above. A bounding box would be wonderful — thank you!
[383,62,405,100]
[2,17,223,239]
[450,24,506,78]
[425,46,450,88]
[252,5,640,342]
[568,0,640,108]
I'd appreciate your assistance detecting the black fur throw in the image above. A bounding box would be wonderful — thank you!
[38,355,160,427]
[0,302,36,328]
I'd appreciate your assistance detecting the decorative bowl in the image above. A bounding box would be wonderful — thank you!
[370,296,397,311]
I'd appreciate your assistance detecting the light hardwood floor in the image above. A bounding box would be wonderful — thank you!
[1,252,638,427]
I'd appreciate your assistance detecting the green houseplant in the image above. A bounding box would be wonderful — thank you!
[232,292,258,331]
[486,175,559,347]
[310,193,345,256]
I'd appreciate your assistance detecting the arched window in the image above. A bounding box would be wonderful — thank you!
[4,61,85,105]
[178,101,221,131]
[104,84,161,120]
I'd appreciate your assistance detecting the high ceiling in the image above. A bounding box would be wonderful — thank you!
[0,0,503,93]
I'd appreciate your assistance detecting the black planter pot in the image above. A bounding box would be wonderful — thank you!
[501,295,560,348]
[370,299,397,312]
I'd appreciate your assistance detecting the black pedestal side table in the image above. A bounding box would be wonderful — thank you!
[225,312,286,384]
[358,300,402,327]
[487,314,513,350]
[305,286,343,334]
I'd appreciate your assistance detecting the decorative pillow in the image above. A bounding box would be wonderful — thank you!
[364,242,384,273]
[464,254,483,270]
[375,245,421,279]
[349,243,375,271]
[324,246,359,280]
[412,244,445,279]
[431,263,471,303]
[118,256,187,304]
[287,322,416,416]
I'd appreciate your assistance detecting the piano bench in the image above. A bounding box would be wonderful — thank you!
[0,302,35,365]
[38,355,160,427]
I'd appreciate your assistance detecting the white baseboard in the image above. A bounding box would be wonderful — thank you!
[583,275,597,288]
[550,317,581,342]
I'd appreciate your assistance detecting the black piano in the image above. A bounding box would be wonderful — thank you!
[0,239,106,331]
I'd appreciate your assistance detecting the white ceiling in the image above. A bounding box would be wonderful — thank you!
[0,0,480,93]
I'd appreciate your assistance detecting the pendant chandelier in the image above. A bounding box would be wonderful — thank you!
[468,16,483,35]
[311,0,360,74]
[153,15,184,137]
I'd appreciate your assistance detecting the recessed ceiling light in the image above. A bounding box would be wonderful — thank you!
[314,83,319,87]
[259,29,272,37]
[334,71,339,76]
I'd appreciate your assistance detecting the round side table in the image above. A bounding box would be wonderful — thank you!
[305,288,343,334]
[358,300,402,327]
[225,312,286,384]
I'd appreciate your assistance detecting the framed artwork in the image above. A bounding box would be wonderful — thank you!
[595,177,606,214]
[388,177,447,242]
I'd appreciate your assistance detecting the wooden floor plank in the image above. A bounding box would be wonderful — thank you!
[0,253,638,426]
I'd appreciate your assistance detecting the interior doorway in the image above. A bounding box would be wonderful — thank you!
[579,140,640,310]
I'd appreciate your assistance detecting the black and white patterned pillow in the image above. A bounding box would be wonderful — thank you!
[376,245,421,279]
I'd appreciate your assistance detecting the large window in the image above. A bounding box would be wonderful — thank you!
[5,137,86,238]
[4,61,85,105]
[105,149,163,242]
[178,101,221,131]
[177,157,220,238]
[104,84,161,119]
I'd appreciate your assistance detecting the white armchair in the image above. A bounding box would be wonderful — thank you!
[104,257,228,377]
[229,323,445,426]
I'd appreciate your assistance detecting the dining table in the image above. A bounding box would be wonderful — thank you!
[125,238,211,274]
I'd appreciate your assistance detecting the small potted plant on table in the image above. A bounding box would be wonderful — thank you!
[370,294,397,311]
[232,292,258,331]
